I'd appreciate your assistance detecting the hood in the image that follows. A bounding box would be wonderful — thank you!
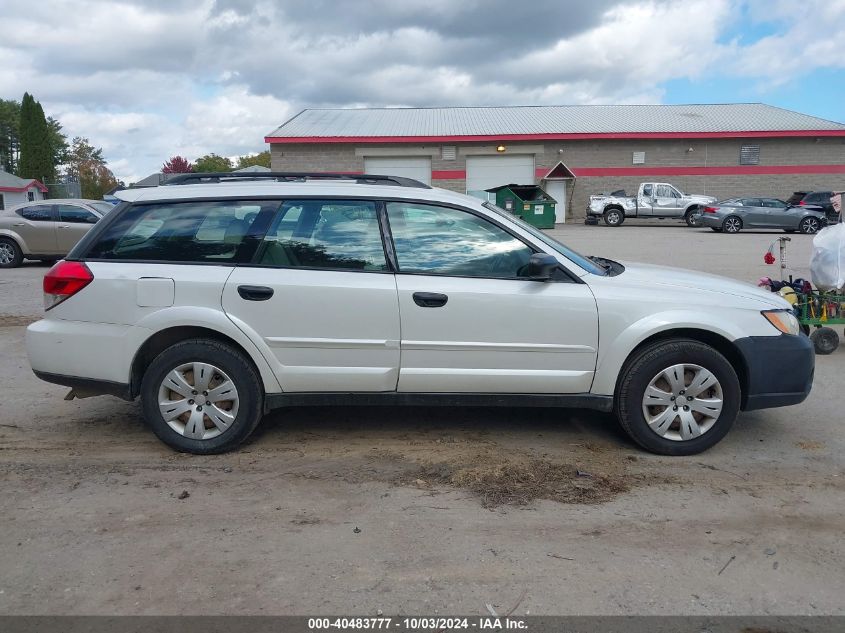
[686,193,717,204]
[615,261,790,309]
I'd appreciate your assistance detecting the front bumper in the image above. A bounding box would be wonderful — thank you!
[734,334,814,411]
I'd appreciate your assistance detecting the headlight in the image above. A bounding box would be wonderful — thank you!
[762,310,800,335]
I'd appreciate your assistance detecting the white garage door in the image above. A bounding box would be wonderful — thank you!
[364,157,431,185]
[465,155,535,200]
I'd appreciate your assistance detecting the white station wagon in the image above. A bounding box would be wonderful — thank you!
[26,173,814,455]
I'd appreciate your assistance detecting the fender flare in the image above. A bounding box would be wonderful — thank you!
[591,310,744,395]
[129,306,283,393]
[0,229,29,254]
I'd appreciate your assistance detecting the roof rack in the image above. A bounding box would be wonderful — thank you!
[162,172,431,189]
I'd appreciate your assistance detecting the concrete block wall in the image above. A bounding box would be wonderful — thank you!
[271,136,845,219]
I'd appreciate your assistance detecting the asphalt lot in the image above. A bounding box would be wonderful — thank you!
[2,222,844,615]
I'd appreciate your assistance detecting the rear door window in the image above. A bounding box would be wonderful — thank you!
[257,200,387,271]
[85,199,278,263]
[17,205,53,221]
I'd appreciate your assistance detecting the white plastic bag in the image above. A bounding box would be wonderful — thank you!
[810,223,845,291]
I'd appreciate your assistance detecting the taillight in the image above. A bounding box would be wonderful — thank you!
[43,261,93,310]
[704,206,718,213]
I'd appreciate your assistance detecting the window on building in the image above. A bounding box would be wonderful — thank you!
[27,191,35,202]
[259,200,387,271]
[632,151,645,165]
[740,145,760,165]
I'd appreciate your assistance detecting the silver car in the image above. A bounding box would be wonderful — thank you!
[0,199,113,268]
[699,197,827,234]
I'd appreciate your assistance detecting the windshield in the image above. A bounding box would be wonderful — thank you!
[482,202,607,276]
[90,202,116,214]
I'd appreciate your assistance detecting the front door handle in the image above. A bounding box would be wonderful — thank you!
[413,292,448,308]
[237,285,274,301]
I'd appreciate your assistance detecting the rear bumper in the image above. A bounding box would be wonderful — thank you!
[734,334,814,411]
[33,370,133,400]
[699,214,724,227]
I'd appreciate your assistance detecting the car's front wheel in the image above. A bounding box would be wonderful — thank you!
[140,338,264,454]
[685,208,701,227]
[615,339,741,455]
[799,217,821,234]
[0,237,23,268]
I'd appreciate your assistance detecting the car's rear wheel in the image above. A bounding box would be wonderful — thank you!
[0,238,23,268]
[603,208,624,227]
[616,339,740,455]
[799,217,821,234]
[140,338,264,454]
[685,208,701,227]
[722,216,743,233]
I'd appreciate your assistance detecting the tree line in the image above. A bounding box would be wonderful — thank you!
[0,92,118,199]
[162,151,271,174]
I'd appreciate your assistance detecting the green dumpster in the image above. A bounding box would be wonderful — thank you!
[485,184,557,229]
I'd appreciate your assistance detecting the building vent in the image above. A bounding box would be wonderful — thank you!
[441,146,457,160]
[740,145,760,165]
[632,151,645,165]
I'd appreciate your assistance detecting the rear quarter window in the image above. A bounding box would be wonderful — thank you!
[84,199,278,263]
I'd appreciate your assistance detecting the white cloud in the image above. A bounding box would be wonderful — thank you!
[0,0,842,183]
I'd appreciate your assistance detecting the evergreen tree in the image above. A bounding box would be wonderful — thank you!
[18,93,55,183]
[0,99,21,174]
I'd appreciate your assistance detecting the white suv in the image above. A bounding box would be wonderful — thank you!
[26,173,814,455]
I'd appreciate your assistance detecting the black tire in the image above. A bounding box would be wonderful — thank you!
[799,217,821,234]
[684,208,701,227]
[603,208,625,227]
[810,327,839,355]
[722,216,742,233]
[615,339,741,456]
[0,237,23,268]
[140,338,264,454]
[710,227,722,232]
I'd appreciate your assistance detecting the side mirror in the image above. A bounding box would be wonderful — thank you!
[527,253,559,281]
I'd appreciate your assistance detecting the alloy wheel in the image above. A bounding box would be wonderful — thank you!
[641,363,723,441]
[724,217,741,233]
[158,362,240,440]
[0,243,13,265]
[801,218,820,234]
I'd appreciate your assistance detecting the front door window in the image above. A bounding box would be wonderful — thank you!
[385,202,533,278]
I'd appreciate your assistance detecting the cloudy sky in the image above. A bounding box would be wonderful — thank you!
[2,0,844,183]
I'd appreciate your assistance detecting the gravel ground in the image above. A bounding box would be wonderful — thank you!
[1,223,843,616]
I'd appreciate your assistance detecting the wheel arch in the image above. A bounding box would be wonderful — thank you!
[129,325,279,399]
[613,328,749,407]
[0,230,28,254]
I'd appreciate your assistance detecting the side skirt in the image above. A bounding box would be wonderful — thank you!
[266,392,614,412]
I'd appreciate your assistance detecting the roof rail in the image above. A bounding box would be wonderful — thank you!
[162,171,431,189]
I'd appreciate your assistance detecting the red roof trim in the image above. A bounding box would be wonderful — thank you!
[429,164,845,180]
[266,130,845,144]
[569,164,845,177]
[0,179,47,193]
[431,170,465,179]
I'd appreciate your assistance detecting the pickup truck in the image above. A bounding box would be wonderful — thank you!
[587,183,717,227]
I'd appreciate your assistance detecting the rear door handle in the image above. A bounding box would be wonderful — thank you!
[12,223,25,227]
[413,292,448,308]
[237,285,274,301]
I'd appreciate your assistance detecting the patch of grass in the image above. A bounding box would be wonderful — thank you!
[419,458,630,508]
